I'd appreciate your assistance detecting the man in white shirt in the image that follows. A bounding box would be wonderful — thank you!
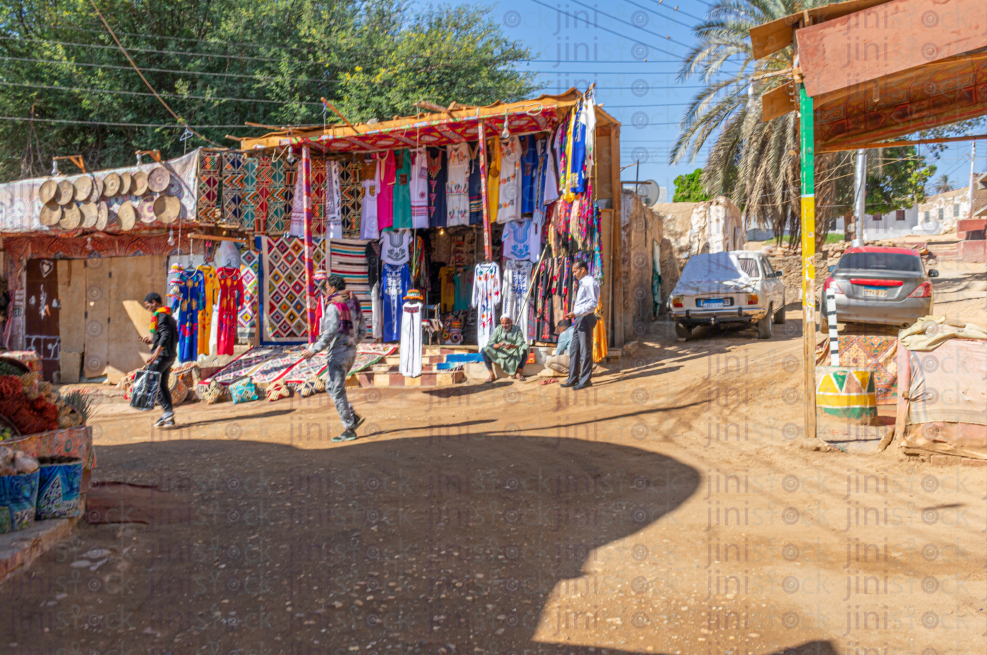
[561,261,600,390]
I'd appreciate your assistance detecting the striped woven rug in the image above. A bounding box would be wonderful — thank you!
[328,238,373,329]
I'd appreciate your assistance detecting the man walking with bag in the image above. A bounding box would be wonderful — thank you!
[140,292,178,427]
[301,274,367,442]
[561,261,599,390]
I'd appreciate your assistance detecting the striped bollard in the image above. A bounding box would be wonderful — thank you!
[827,287,839,367]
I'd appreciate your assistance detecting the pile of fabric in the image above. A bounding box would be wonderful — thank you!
[117,362,201,406]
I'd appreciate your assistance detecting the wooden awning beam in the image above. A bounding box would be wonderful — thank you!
[818,133,987,153]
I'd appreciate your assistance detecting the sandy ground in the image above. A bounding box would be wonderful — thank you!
[2,263,985,655]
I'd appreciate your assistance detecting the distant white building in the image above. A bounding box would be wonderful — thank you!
[918,174,987,231]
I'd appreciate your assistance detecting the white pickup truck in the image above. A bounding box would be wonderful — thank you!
[669,251,786,340]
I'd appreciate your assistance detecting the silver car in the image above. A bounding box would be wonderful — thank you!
[670,251,787,340]
[820,246,937,329]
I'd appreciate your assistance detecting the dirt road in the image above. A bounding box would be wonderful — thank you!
[2,285,985,654]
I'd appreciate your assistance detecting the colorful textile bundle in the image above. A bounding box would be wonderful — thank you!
[266,380,292,401]
[202,380,227,405]
[230,378,260,404]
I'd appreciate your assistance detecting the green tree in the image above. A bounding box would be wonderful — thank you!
[864,147,935,215]
[0,0,535,181]
[933,174,952,195]
[672,169,711,202]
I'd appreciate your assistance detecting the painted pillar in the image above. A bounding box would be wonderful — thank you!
[301,145,317,343]
[477,120,493,261]
[799,85,817,441]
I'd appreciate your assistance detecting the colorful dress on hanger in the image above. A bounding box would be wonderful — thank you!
[376,151,395,232]
[502,219,541,263]
[399,301,423,377]
[445,143,470,226]
[326,159,343,239]
[360,160,380,239]
[410,147,429,229]
[216,267,243,356]
[471,261,501,349]
[497,136,521,223]
[468,145,484,225]
[501,259,533,344]
[427,147,447,228]
[195,265,218,357]
[172,268,204,362]
[380,230,411,265]
[438,267,456,313]
[486,137,501,224]
[391,149,412,229]
[520,135,538,215]
[380,263,410,342]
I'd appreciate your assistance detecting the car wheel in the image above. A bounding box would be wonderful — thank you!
[773,293,786,324]
[757,305,773,339]
[674,322,692,340]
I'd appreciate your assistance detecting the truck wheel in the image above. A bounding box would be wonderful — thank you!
[757,305,773,339]
[675,322,692,340]
[773,294,786,324]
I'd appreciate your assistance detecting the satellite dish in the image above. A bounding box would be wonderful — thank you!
[634,180,662,205]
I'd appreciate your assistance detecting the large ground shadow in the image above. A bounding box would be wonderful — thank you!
[0,434,835,654]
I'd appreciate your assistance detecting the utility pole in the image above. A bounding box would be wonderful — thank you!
[968,141,977,219]
[853,149,867,246]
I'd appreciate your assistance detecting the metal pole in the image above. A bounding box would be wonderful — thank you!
[968,141,977,220]
[300,145,317,343]
[478,120,493,261]
[799,85,817,442]
[853,149,867,246]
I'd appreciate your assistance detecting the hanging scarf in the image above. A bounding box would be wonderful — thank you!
[149,307,171,334]
[326,292,356,337]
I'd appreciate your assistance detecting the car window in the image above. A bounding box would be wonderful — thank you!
[737,258,760,278]
[837,252,922,272]
[761,259,774,277]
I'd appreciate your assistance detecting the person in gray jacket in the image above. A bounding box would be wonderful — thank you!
[301,274,366,442]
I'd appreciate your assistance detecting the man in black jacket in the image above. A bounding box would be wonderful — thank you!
[141,292,178,427]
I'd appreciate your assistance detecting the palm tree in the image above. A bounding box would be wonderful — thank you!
[671,0,845,245]
[933,174,952,195]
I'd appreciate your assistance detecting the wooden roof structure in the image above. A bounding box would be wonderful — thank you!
[237,88,617,153]
[754,0,987,152]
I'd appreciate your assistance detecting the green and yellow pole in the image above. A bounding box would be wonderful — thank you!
[799,85,817,441]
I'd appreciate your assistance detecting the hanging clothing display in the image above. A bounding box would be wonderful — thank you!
[216,267,243,356]
[410,147,429,229]
[502,219,541,263]
[195,265,218,357]
[376,151,395,232]
[381,230,411,265]
[496,136,521,223]
[427,147,447,228]
[501,259,533,344]
[486,137,501,224]
[445,143,470,226]
[453,267,471,311]
[520,135,538,215]
[570,103,588,194]
[172,268,204,362]
[366,240,382,290]
[380,264,410,342]
[326,159,343,239]
[289,166,305,237]
[471,261,501,349]
[399,301,423,377]
[360,160,380,239]
[391,149,412,229]
[438,267,456,312]
[468,145,484,225]
[371,282,382,340]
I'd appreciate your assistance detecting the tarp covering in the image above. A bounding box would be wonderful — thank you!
[670,252,756,296]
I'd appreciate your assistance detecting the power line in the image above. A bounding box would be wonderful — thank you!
[526,0,681,59]
[52,24,318,54]
[618,0,698,30]
[643,0,705,22]
[565,0,693,49]
[0,81,324,106]
[0,35,286,63]
[0,116,264,128]
[0,55,332,85]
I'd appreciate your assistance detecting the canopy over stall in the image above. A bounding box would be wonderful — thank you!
[751,0,987,442]
[754,0,987,152]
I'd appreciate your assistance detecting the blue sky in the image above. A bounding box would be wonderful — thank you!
[413,0,978,197]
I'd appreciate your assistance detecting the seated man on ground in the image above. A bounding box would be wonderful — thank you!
[482,315,529,382]
[544,319,574,376]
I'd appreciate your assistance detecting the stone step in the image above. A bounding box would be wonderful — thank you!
[370,363,446,374]
[349,370,467,388]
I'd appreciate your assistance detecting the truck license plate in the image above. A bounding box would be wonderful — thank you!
[862,287,888,298]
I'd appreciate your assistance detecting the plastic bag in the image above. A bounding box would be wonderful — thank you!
[129,370,162,411]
